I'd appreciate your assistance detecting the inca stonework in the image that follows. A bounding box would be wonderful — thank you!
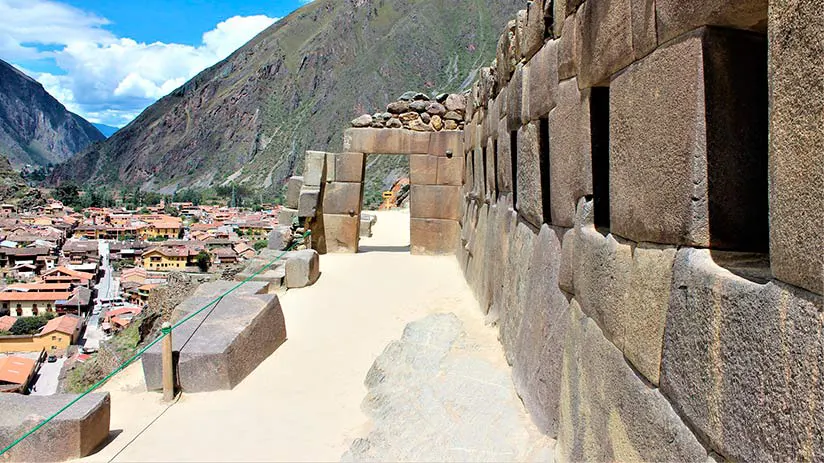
[457,0,823,461]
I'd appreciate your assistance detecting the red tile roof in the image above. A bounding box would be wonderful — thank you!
[0,356,35,386]
[40,315,80,336]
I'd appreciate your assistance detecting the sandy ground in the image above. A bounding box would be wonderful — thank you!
[77,209,539,462]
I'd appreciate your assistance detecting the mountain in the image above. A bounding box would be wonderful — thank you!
[51,0,522,195]
[0,60,105,169]
[0,155,45,209]
[93,124,120,138]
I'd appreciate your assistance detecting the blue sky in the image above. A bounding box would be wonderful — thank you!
[1,0,314,127]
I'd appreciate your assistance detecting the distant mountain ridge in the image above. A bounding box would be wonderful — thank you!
[0,59,104,169]
[51,0,522,194]
[93,124,120,138]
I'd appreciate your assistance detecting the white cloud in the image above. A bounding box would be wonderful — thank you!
[0,0,278,127]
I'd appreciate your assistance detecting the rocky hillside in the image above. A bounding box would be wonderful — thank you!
[0,155,45,209]
[51,0,522,195]
[0,59,104,169]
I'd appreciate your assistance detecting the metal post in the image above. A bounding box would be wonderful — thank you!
[161,322,174,401]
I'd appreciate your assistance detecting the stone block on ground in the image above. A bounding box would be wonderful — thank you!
[610,27,768,249]
[656,0,767,44]
[285,176,303,209]
[303,151,326,187]
[410,185,461,221]
[267,225,293,251]
[343,128,430,154]
[768,0,823,295]
[548,78,592,227]
[142,280,286,393]
[321,182,362,216]
[285,249,319,288]
[297,187,320,218]
[410,218,459,255]
[525,40,559,121]
[661,247,824,461]
[322,214,360,253]
[0,393,110,462]
[516,122,544,228]
[409,155,437,185]
[278,208,298,227]
[558,301,706,462]
[359,217,373,238]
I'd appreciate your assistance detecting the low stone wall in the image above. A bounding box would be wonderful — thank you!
[458,0,822,461]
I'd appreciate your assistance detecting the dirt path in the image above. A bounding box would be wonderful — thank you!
[80,209,551,462]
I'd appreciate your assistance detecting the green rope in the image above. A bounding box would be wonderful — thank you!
[0,230,310,457]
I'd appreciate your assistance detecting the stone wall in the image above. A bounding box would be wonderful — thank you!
[458,0,823,461]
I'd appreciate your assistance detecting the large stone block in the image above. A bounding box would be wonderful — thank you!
[343,128,430,154]
[285,249,319,288]
[410,218,460,255]
[488,195,517,320]
[303,151,326,187]
[496,20,518,87]
[610,28,768,249]
[143,281,286,393]
[498,221,537,365]
[496,120,513,194]
[333,152,365,183]
[548,78,592,227]
[558,301,706,462]
[506,64,524,132]
[558,227,575,294]
[0,393,110,462]
[661,248,824,461]
[656,0,767,44]
[484,138,496,199]
[409,155,438,185]
[322,213,359,253]
[516,122,543,228]
[524,40,559,121]
[410,185,461,221]
[577,0,657,88]
[297,187,320,218]
[428,130,463,158]
[267,225,293,251]
[284,176,303,208]
[436,155,463,186]
[512,225,570,436]
[321,182,362,216]
[557,14,578,80]
[768,0,823,295]
[521,0,546,60]
[465,203,490,311]
[278,207,298,227]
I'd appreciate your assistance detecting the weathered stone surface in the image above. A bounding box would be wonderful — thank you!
[410,218,460,255]
[385,118,402,129]
[322,213,359,253]
[516,122,543,227]
[143,281,286,393]
[577,0,657,88]
[514,9,528,60]
[430,115,442,131]
[656,0,767,44]
[343,128,430,154]
[488,195,517,322]
[632,0,657,59]
[768,0,823,295]
[324,153,337,182]
[409,100,429,113]
[278,207,298,227]
[410,185,461,221]
[409,155,437,185]
[267,225,293,251]
[444,93,465,113]
[297,187,320,218]
[512,224,570,436]
[351,114,372,128]
[0,393,110,462]
[506,64,524,132]
[496,20,517,86]
[344,314,553,462]
[321,182,362,216]
[465,203,490,312]
[303,151,326,187]
[285,176,303,208]
[285,249,319,288]
[334,152,364,183]
[551,0,566,37]
[499,221,536,365]
[496,120,513,194]
[548,78,592,227]
[521,0,545,60]
[557,15,578,79]
[525,40,559,121]
[436,155,463,186]
[484,137,496,198]
[558,301,706,462]
[558,227,575,294]
[427,130,462,158]
[610,28,769,249]
[661,247,824,461]
[359,217,372,238]
[386,100,409,114]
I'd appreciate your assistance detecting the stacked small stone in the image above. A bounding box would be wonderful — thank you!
[350,91,467,132]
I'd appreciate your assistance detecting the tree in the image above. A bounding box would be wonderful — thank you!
[10,315,52,336]
[253,240,268,251]
[196,251,211,272]
[54,183,80,207]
